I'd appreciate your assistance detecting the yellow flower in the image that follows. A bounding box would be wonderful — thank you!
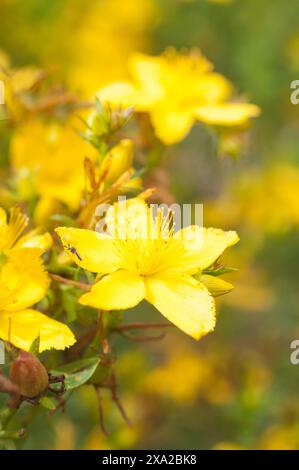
[0,206,75,352]
[0,248,76,352]
[56,199,238,340]
[0,206,52,253]
[10,118,96,211]
[97,49,260,145]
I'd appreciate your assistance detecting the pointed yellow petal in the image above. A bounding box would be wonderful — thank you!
[4,207,28,250]
[79,269,145,310]
[194,103,260,126]
[0,248,49,311]
[150,107,193,145]
[0,309,76,352]
[145,273,215,340]
[176,226,239,270]
[199,274,234,297]
[55,227,123,274]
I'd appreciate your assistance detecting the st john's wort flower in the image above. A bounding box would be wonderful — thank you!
[56,199,238,340]
[97,48,260,145]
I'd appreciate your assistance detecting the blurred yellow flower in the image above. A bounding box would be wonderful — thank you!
[0,49,43,118]
[0,249,75,352]
[68,0,157,97]
[10,118,96,211]
[213,442,245,450]
[144,346,234,405]
[56,198,239,339]
[97,49,260,144]
[0,208,75,354]
[259,424,299,450]
[0,206,52,253]
[145,353,213,403]
[207,163,299,237]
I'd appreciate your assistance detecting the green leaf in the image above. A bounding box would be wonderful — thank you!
[202,266,238,277]
[39,397,56,411]
[52,357,100,391]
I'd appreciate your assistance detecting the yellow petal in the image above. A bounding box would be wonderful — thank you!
[55,227,123,274]
[34,196,63,227]
[129,53,164,104]
[194,73,233,103]
[199,274,234,297]
[96,81,138,108]
[176,226,239,270]
[145,273,215,340]
[79,269,145,310]
[0,248,49,311]
[96,80,155,112]
[0,207,7,227]
[0,309,76,352]
[4,207,28,250]
[194,103,261,126]
[105,197,149,239]
[10,67,42,93]
[0,208,8,250]
[15,230,52,251]
[150,107,194,145]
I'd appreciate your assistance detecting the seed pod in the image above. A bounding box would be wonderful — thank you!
[10,351,49,398]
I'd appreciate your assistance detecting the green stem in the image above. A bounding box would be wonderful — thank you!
[0,428,26,440]
[0,406,17,429]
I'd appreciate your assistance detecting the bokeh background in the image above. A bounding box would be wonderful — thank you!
[1,0,299,450]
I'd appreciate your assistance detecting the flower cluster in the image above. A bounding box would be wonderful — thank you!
[0,47,246,440]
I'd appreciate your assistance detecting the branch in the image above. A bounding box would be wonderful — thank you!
[113,322,174,332]
[49,273,90,291]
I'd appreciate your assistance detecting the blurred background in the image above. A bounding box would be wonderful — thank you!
[1,0,299,450]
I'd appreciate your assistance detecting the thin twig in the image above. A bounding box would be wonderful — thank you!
[49,273,90,291]
[109,372,131,427]
[95,386,109,437]
[120,331,166,342]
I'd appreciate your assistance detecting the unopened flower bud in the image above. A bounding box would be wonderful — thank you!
[10,351,49,398]
[88,110,109,137]
[199,274,234,297]
[103,139,134,183]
